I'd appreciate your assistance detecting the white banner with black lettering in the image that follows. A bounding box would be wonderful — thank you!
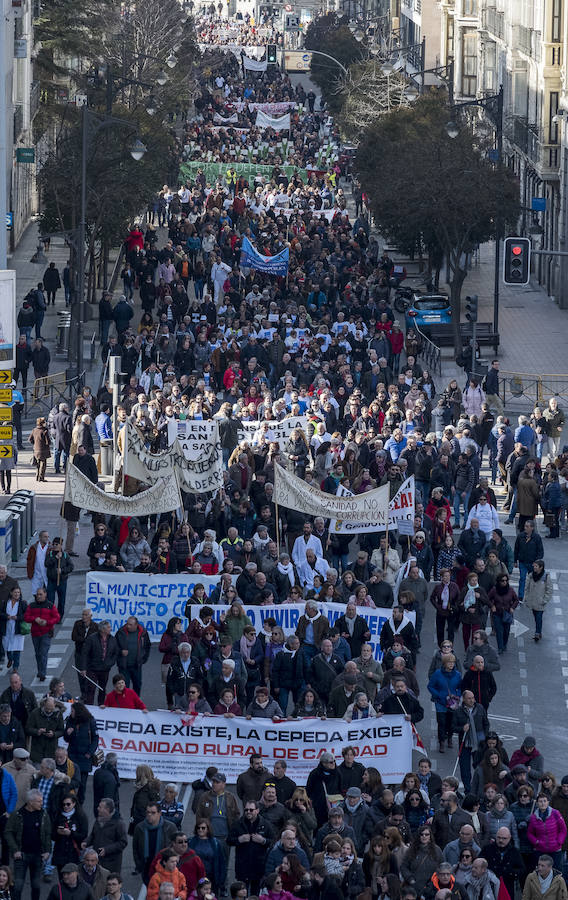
[124,422,223,493]
[85,572,413,657]
[330,476,416,534]
[236,415,308,447]
[64,465,182,515]
[274,464,390,522]
[92,707,412,783]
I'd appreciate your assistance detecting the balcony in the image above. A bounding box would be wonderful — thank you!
[507,116,560,175]
[483,7,504,40]
[513,24,542,62]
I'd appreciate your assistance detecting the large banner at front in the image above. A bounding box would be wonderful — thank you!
[274,464,390,522]
[64,465,182,515]
[92,708,412,783]
[124,423,223,493]
[85,572,413,657]
[330,477,416,534]
[256,110,291,131]
[236,415,308,447]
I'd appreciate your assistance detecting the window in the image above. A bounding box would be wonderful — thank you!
[461,30,477,96]
[549,91,559,144]
[446,15,454,62]
[484,40,496,92]
[463,0,477,15]
[552,0,561,42]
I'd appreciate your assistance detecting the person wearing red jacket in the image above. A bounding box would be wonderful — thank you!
[102,674,147,710]
[24,585,60,682]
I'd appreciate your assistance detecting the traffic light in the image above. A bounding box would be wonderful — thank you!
[503,236,531,285]
[465,295,478,323]
[267,44,277,64]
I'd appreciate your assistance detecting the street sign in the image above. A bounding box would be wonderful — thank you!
[0,446,13,459]
[0,390,12,403]
[0,427,13,440]
[0,371,11,384]
[16,147,35,163]
[5,212,12,230]
[0,407,13,421]
[284,50,312,71]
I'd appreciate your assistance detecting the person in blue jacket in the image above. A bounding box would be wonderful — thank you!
[63,701,99,805]
[427,655,462,755]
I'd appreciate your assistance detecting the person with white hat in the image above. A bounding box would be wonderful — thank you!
[3,747,34,806]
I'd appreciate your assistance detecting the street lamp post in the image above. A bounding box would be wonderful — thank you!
[403,59,455,106]
[308,49,349,77]
[75,105,146,378]
[446,85,504,344]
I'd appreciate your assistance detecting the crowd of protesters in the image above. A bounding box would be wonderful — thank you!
[2,16,568,900]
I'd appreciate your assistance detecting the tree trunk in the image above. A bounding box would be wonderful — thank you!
[449,265,467,359]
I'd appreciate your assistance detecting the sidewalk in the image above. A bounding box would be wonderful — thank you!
[453,241,568,375]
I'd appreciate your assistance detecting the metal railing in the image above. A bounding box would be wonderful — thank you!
[22,371,86,421]
[499,372,568,408]
[414,322,442,377]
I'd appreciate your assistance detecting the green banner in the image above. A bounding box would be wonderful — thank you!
[180,161,315,184]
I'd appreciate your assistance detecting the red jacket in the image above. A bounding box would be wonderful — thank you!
[24,600,60,636]
[104,687,146,710]
[388,330,404,354]
[148,848,205,892]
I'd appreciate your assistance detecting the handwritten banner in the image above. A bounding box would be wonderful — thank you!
[236,415,309,447]
[124,423,223,494]
[64,465,181,515]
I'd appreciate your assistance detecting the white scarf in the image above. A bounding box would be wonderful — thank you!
[277,561,295,587]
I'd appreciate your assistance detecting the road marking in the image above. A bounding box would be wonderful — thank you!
[521,685,528,697]
[46,658,61,667]
[490,714,521,723]
[519,668,527,679]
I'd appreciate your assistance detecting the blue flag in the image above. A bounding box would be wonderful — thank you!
[241,236,289,275]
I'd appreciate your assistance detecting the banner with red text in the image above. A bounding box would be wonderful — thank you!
[92,708,412,783]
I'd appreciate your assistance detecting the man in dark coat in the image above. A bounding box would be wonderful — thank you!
[52,402,72,474]
[92,753,121,816]
[31,338,50,378]
[80,621,119,705]
[484,826,525,897]
[306,753,343,827]
[227,800,275,895]
[86,798,128,873]
[309,638,344,705]
[115,616,151,696]
[42,262,62,305]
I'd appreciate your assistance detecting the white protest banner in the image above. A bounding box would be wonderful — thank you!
[246,101,296,114]
[330,476,416,534]
[186,600,413,661]
[64,465,182,516]
[174,420,219,458]
[237,415,308,447]
[93,707,412,783]
[243,55,268,72]
[125,423,223,493]
[213,112,239,124]
[256,110,291,131]
[86,572,238,637]
[274,464,390,523]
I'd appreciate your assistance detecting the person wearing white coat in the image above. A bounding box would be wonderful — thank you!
[296,550,329,591]
[463,381,486,417]
[466,497,500,538]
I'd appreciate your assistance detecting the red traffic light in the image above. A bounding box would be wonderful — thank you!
[512,246,523,256]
